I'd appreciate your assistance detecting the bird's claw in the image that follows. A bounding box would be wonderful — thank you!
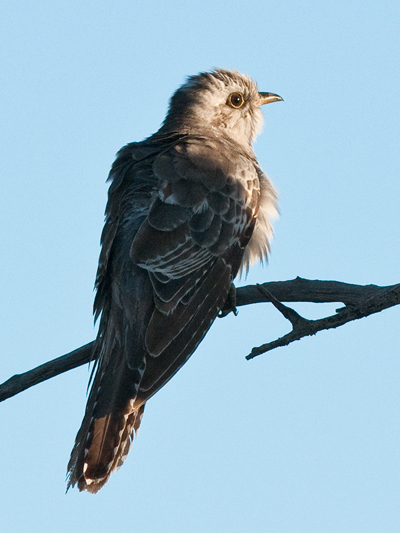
[218,284,238,317]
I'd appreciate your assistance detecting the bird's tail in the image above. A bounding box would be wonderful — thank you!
[67,346,146,494]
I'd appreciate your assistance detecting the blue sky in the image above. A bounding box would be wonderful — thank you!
[1,1,399,531]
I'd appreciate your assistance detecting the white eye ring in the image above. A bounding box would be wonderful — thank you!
[227,92,245,108]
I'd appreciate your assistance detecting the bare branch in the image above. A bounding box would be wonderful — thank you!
[246,278,400,359]
[255,283,309,327]
[1,278,399,402]
[235,277,394,306]
[0,342,94,402]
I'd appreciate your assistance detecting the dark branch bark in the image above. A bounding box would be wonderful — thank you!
[246,279,400,359]
[0,342,95,403]
[1,277,399,402]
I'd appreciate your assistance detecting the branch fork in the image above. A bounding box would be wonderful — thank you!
[1,278,399,401]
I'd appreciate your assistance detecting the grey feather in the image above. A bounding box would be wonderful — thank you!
[67,68,281,493]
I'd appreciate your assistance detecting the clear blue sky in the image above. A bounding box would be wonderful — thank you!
[1,1,399,532]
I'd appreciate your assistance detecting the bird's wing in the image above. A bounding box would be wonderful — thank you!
[68,136,261,492]
[68,141,160,492]
[93,141,161,323]
[130,137,261,365]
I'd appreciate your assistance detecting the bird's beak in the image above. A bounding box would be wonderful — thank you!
[258,92,283,106]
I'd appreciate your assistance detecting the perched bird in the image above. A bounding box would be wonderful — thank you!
[67,68,282,493]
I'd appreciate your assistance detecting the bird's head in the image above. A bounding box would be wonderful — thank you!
[163,68,282,146]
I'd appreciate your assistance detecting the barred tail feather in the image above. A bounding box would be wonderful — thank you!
[67,349,146,493]
[80,405,144,493]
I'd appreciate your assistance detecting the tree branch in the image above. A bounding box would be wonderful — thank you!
[0,342,95,403]
[1,277,399,402]
[246,280,400,359]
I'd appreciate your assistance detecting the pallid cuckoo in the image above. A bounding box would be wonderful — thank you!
[67,69,282,492]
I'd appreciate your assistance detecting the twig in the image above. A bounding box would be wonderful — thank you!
[246,280,400,359]
[255,284,309,327]
[1,278,399,402]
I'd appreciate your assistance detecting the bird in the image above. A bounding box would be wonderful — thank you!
[67,68,282,493]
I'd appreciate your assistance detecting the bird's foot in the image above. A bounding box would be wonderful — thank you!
[218,284,238,318]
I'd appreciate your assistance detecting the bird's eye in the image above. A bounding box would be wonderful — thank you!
[227,92,245,109]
